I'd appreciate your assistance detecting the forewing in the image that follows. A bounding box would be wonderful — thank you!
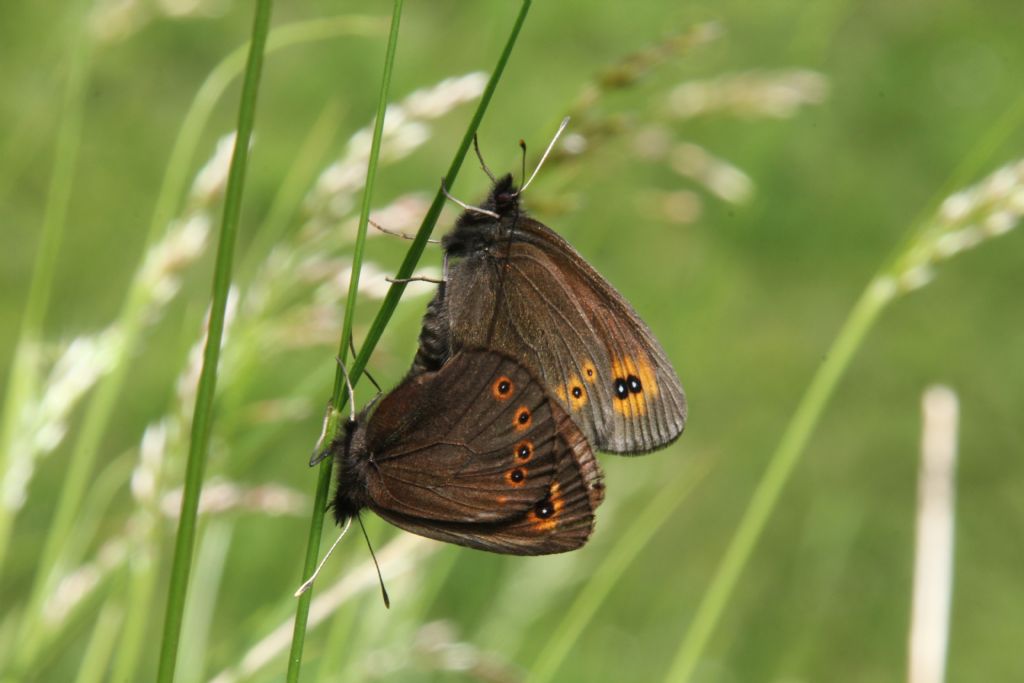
[445,221,687,454]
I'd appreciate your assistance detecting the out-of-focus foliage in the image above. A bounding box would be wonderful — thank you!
[1,1,1022,681]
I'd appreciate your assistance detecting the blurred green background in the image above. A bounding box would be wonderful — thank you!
[2,0,1023,681]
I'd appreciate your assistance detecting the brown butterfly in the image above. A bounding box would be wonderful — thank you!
[330,349,605,554]
[412,173,687,454]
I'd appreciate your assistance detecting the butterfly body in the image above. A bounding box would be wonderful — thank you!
[331,349,605,555]
[413,174,687,454]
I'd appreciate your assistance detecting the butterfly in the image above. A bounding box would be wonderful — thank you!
[411,173,687,454]
[330,349,605,555]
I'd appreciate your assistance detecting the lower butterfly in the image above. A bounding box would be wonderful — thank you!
[329,349,605,555]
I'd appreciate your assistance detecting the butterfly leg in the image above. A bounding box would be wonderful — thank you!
[348,336,382,393]
[310,400,342,466]
[370,218,440,244]
[386,275,445,285]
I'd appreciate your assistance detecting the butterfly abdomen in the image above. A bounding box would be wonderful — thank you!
[409,289,450,376]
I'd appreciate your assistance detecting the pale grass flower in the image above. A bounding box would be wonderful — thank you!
[898,265,937,293]
[190,132,238,208]
[884,158,1024,299]
[1,329,122,512]
[208,534,436,683]
[44,479,300,625]
[671,143,754,204]
[138,213,211,314]
[89,0,226,43]
[177,286,240,411]
[45,535,129,624]
[410,620,518,681]
[160,480,307,518]
[366,193,431,238]
[656,190,703,224]
[669,69,829,120]
[632,125,674,161]
[329,261,442,301]
[306,73,487,220]
[403,73,488,119]
[131,419,171,504]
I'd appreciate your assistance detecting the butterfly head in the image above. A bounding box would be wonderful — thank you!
[443,174,523,256]
[484,173,522,217]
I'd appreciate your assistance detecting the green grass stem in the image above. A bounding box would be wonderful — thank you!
[661,95,1024,683]
[662,287,886,683]
[72,600,123,683]
[286,3,405,680]
[288,0,532,675]
[3,16,385,677]
[155,3,274,681]
[338,1,405,379]
[528,459,711,683]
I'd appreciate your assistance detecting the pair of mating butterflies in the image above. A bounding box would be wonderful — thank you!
[324,172,687,555]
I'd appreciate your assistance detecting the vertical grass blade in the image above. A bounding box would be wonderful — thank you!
[337,0,405,377]
[72,600,123,683]
[285,3,405,680]
[661,288,888,683]
[156,3,274,681]
[287,0,532,676]
[528,460,710,683]
[661,99,1024,681]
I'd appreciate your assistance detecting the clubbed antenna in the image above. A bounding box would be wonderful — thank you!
[517,116,570,196]
[473,133,497,182]
[357,513,390,608]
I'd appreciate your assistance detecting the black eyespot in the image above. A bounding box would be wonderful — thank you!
[510,468,526,483]
[518,410,530,424]
[535,499,554,519]
[614,378,629,400]
[627,375,643,394]
[571,386,583,399]
[586,368,594,377]
[517,442,532,459]
[493,376,514,400]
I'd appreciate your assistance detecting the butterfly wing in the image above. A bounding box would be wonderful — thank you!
[362,350,604,547]
[375,408,604,555]
[438,219,686,454]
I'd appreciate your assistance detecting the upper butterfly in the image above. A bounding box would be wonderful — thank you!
[331,349,605,555]
[412,173,687,454]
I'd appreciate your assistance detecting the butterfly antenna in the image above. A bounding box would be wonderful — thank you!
[348,337,382,394]
[294,516,352,597]
[473,133,497,182]
[335,356,357,423]
[357,512,391,608]
[440,178,499,219]
[519,138,527,189]
[517,116,570,196]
